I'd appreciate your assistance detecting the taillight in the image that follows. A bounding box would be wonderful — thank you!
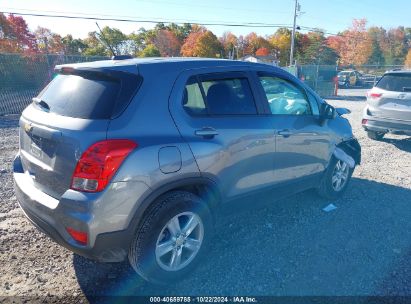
[368,91,382,99]
[66,227,88,245]
[362,119,368,125]
[71,139,137,192]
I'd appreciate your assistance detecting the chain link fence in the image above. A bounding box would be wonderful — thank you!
[0,53,108,115]
[1,54,406,116]
[283,65,338,97]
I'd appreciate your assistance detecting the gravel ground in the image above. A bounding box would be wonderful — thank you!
[0,95,410,301]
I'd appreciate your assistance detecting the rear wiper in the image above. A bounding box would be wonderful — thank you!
[32,97,50,112]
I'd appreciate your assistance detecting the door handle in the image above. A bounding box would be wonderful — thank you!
[195,127,218,139]
[277,129,293,138]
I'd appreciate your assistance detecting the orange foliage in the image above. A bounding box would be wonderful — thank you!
[0,13,37,54]
[152,29,181,57]
[181,26,222,57]
[255,47,269,56]
[328,19,372,65]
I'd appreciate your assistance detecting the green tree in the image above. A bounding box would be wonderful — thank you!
[83,26,128,56]
[97,26,128,55]
[128,28,149,56]
[381,27,408,65]
[83,31,107,56]
[61,34,87,55]
[296,30,338,65]
[167,23,192,43]
[139,44,160,57]
[367,27,385,65]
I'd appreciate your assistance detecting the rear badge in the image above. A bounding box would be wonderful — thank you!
[398,93,406,100]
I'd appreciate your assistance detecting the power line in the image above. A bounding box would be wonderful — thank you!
[0,9,375,43]
[0,10,292,29]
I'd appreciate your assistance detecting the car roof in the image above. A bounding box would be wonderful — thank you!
[55,57,273,71]
[384,69,411,75]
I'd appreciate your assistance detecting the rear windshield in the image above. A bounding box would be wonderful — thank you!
[37,71,141,119]
[376,74,411,92]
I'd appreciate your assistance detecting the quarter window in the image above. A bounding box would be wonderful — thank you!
[258,76,312,115]
[183,77,207,115]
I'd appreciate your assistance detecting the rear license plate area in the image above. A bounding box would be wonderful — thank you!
[30,142,42,158]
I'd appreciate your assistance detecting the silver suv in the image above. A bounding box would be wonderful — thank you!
[362,70,411,140]
[13,58,360,283]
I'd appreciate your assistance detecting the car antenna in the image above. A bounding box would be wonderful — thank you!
[95,22,116,57]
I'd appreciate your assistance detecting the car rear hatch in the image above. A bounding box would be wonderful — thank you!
[368,73,411,121]
[19,66,141,199]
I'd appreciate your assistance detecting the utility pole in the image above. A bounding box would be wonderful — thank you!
[289,0,299,66]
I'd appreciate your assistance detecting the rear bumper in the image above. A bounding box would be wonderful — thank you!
[13,153,150,262]
[362,107,411,135]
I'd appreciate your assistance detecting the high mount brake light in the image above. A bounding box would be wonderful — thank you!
[71,139,137,192]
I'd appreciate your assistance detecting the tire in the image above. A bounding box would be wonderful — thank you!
[367,131,385,141]
[317,157,354,200]
[128,191,213,284]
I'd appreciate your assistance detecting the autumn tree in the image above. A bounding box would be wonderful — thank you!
[34,27,65,54]
[296,30,338,64]
[243,32,270,55]
[128,23,190,57]
[151,29,181,57]
[328,19,372,66]
[0,14,37,53]
[268,28,292,65]
[380,27,409,65]
[219,31,238,58]
[181,26,222,57]
[405,48,411,68]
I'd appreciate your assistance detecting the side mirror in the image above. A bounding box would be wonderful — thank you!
[320,103,336,124]
[335,107,351,116]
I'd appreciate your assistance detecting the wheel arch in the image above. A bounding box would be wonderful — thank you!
[126,177,221,238]
[336,138,361,165]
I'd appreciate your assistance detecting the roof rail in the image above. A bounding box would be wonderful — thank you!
[111,55,133,60]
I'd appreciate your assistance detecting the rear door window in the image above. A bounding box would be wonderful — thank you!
[376,74,411,92]
[36,70,141,119]
[183,73,257,115]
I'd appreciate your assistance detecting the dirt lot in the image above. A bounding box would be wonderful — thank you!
[0,95,410,301]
